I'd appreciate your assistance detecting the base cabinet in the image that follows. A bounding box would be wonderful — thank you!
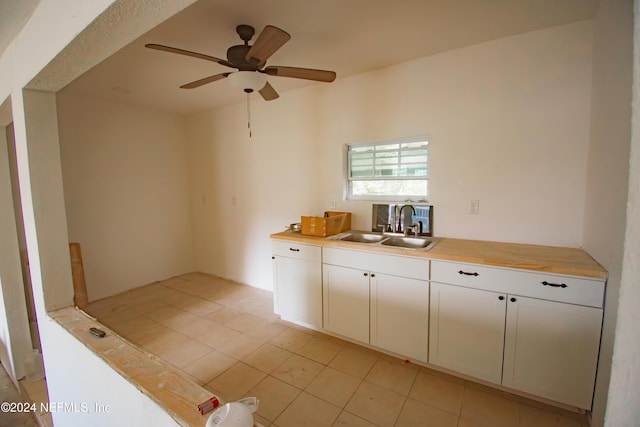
[271,237,606,411]
[503,295,603,409]
[322,264,370,343]
[322,248,429,363]
[429,260,605,410]
[429,282,506,384]
[370,273,429,362]
[272,241,322,329]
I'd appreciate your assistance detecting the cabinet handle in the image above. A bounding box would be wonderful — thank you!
[364,272,368,277]
[542,281,567,288]
[289,248,300,252]
[498,296,505,300]
[370,273,376,278]
[458,270,479,276]
[510,297,517,302]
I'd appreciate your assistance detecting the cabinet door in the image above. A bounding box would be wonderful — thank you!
[322,264,370,343]
[370,273,429,362]
[273,256,322,329]
[429,282,507,384]
[503,296,603,409]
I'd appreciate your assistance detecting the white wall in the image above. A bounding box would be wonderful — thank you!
[57,93,195,301]
[601,1,640,425]
[188,21,594,289]
[0,124,32,385]
[581,0,634,425]
[186,87,324,288]
[323,21,594,246]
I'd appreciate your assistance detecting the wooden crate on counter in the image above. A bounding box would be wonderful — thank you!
[301,211,351,237]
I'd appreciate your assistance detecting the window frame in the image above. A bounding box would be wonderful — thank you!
[345,136,430,202]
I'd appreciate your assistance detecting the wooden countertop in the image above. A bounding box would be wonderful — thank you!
[271,231,607,280]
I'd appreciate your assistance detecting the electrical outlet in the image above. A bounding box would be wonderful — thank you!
[469,199,479,214]
[330,200,337,209]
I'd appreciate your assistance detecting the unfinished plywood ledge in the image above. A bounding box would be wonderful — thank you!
[48,307,212,426]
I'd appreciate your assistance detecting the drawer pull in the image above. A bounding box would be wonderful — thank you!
[289,248,300,252]
[458,270,479,277]
[542,281,567,288]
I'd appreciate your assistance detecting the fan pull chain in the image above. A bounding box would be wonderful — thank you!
[246,92,252,138]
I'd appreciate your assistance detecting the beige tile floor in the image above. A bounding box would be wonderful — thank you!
[0,363,40,427]
[20,376,53,426]
[82,272,590,427]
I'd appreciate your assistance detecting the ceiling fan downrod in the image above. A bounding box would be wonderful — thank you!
[246,92,252,138]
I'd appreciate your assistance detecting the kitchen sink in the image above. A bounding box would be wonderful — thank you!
[340,233,387,243]
[380,236,437,250]
[335,231,439,251]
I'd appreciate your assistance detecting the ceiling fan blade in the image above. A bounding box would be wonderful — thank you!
[180,73,230,89]
[145,43,235,68]
[264,66,336,82]
[259,82,279,101]
[245,25,291,66]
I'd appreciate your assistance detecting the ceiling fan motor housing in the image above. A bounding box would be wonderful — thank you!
[227,45,256,70]
[228,25,260,70]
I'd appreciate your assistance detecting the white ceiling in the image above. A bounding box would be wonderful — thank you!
[54,0,600,115]
[0,0,40,56]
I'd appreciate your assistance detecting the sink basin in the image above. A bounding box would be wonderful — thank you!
[380,236,438,250]
[340,233,386,243]
[335,231,439,251]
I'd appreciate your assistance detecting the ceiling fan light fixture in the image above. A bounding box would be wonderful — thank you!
[228,71,267,92]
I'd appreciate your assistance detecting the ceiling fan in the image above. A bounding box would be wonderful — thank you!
[146,24,337,101]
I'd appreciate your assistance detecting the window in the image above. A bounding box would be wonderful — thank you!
[346,136,429,201]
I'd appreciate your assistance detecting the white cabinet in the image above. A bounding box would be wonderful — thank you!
[322,264,370,343]
[371,272,429,362]
[429,260,605,409]
[272,234,605,409]
[272,241,322,329]
[502,295,603,409]
[429,282,506,383]
[322,247,429,362]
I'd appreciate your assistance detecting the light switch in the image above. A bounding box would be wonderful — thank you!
[469,199,479,214]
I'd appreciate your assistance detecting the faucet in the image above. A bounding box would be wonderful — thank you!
[397,204,416,234]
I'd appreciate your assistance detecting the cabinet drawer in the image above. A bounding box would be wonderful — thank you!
[323,247,429,280]
[431,260,605,308]
[272,241,321,262]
